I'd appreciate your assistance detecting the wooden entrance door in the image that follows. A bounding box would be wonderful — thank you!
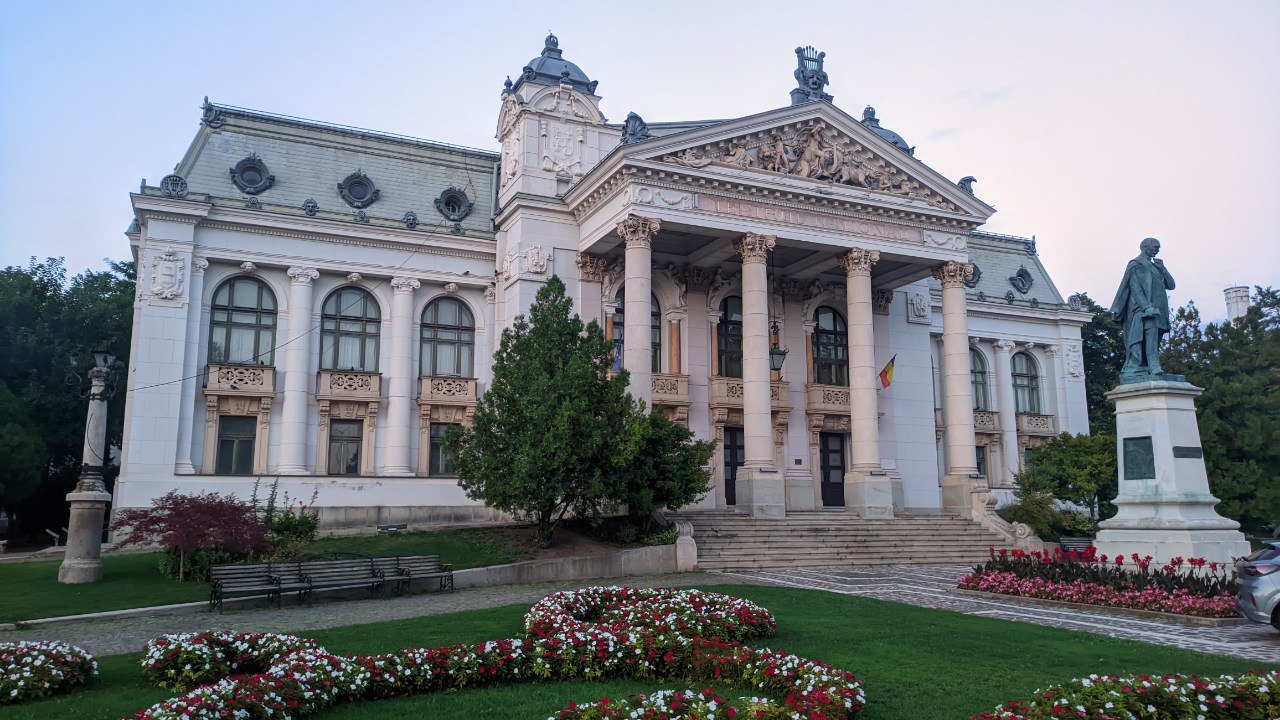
[723,426,744,506]
[819,431,846,507]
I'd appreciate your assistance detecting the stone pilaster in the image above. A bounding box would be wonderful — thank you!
[382,276,419,475]
[277,266,319,474]
[617,215,661,406]
[576,252,607,328]
[174,257,208,474]
[933,261,979,511]
[992,339,1020,486]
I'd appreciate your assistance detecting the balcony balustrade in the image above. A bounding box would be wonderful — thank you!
[709,377,790,411]
[1016,412,1057,435]
[972,410,999,433]
[205,364,275,396]
[806,383,851,415]
[317,370,381,400]
[651,373,690,407]
[418,376,477,404]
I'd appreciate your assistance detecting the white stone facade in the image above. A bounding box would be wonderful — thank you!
[114,37,1090,533]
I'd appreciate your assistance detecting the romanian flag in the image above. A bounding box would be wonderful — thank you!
[878,355,897,389]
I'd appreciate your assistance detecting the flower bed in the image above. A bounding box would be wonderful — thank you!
[958,547,1237,617]
[0,640,98,705]
[973,670,1280,719]
[130,586,864,720]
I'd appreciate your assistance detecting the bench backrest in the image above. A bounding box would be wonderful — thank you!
[299,558,378,581]
[397,555,445,573]
[370,557,400,575]
[210,563,274,587]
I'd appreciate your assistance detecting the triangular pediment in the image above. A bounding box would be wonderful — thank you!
[622,103,992,219]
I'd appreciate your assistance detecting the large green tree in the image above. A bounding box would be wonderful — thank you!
[445,276,638,547]
[611,412,714,531]
[1075,293,1124,435]
[1161,287,1280,530]
[0,257,134,539]
[1015,432,1118,524]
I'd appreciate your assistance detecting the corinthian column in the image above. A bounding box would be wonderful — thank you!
[616,215,660,406]
[382,276,419,475]
[840,248,893,517]
[933,261,979,510]
[992,339,1020,487]
[277,267,319,474]
[734,232,786,518]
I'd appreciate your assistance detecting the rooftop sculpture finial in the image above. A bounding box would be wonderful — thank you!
[791,46,834,105]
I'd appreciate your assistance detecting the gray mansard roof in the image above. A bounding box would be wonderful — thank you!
[935,230,1072,310]
[155,101,499,238]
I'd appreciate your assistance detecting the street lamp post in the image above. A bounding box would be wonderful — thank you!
[58,351,117,584]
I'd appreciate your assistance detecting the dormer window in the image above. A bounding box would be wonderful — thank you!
[229,154,275,194]
[338,170,380,209]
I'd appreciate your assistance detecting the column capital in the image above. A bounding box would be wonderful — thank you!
[994,338,1017,353]
[576,253,608,283]
[735,232,776,264]
[871,288,893,315]
[390,276,421,293]
[931,260,974,288]
[1045,344,1061,357]
[287,266,319,284]
[192,257,209,275]
[839,248,880,277]
[779,277,807,302]
[616,214,662,249]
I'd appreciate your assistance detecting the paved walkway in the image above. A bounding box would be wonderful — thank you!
[723,565,1280,664]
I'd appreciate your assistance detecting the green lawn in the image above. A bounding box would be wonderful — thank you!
[0,527,530,623]
[1,584,1271,720]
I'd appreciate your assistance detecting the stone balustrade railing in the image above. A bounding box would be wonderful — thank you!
[806,383,851,415]
[651,373,690,407]
[709,377,790,411]
[316,369,382,399]
[972,410,999,432]
[1016,412,1057,435]
[205,364,275,395]
[418,376,477,404]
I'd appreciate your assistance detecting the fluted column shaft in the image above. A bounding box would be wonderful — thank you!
[842,248,881,471]
[277,267,319,474]
[382,277,419,475]
[935,261,978,475]
[737,233,776,469]
[175,258,208,473]
[617,216,661,407]
[992,339,1020,484]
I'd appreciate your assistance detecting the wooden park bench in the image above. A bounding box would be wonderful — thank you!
[293,556,387,605]
[392,554,454,595]
[209,552,452,611]
[209,562,305,613]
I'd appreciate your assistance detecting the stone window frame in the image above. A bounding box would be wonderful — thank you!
[970,347,990,412]
[320,287,382,372]
[208,277,278,366]
[315,398,379,476]
[717,296,744,378]
[811,305,849,387]
[202,393,272,475]
[1011,350,1041,414]
[417,404,474,476]
[420,297,476,378]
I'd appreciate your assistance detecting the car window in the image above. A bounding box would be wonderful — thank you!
[1244,546,1280,562]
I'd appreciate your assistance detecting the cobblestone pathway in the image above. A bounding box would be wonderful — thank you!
[724,565,1280,664]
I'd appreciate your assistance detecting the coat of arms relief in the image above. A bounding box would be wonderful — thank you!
[149,249,186,301]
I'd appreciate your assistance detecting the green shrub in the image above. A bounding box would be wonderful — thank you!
[999,492,1056,538]
[157,547,244,582]
[642,525,679,546]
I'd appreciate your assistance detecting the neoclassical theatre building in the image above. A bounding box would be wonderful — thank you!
[115,37,1090,539]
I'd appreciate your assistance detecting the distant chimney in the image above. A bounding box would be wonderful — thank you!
[1224,286,1250,322]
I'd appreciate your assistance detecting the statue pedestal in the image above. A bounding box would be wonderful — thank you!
[1093,380,1250,565]
[736,466,786,519]
[58,489,112,584]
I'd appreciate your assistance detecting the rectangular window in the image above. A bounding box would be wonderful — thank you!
[215,416,256,475]
[429,423,460,476]
[975,445,987,479]
[328,420,363,475]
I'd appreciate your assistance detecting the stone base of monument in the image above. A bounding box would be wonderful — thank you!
[735,466,786,519]
[844,470,895,518]
[1093,379,1250,566]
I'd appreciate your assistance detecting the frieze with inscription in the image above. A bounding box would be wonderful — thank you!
[703,197,920,244]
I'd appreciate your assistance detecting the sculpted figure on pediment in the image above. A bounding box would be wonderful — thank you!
[789,122,831,179]
[665,148,714,168]
[758,132,790,173]
[722,138,753,168]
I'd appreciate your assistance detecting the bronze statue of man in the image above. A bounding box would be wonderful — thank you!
[1110,237,1176,379]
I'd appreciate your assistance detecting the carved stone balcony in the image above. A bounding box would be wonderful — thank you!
[806,383,850,415]
[205,364,275,396]
[972,410,999,433]
[1017,412,1057,436]
[709,377,790,411]
[651,373,690,408]
[418,376,477,404]
[317,370,382,401]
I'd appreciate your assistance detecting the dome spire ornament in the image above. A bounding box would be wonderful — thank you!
[860,105,915,155]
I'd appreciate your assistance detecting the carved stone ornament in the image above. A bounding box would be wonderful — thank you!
[1009,266,1034,294]
[353,210,369,223]
[200,97,225,128]
[501,245,550,280]
[780,278,808,303]
[632,186,695,210]
[192,258,209,275]
[229,154,275,195]
[390,276,420,293]
[239,261,257,274]
[957,176,977,194]
[657,263,688,308]
[871,288,893,315]
[907,291,931,323]
[483,285,496,303]
[1067,293,1084,311]
[620,112,651,145]
[791,46,834,105]
[287,266,319,285]
[576,253,607,283]
[994,339,1016,354]
[302,198,319,216]
[1005,290,1016,304]
[683,266,715,294]
[1066,343,1084,378]
[245,197,262,210]
[616,215,662,249]
[839,248,880,276]
[931,261,975,288]
[345,272,363,284]
[964,264,982,288]
[337,170,380,209]
[159,174,188,199]
[434,187,474,221]
[149,249,186,300]
[734,233,776,264]
[705,268,739,314]
[442,282,459,294]
[923,230,967,251]
[403,211,419,229]
[539,119,585,176]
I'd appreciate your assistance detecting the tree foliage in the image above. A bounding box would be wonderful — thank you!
[0,381,46,507]
[445,277,638,547]
[0,257,135,539]
[109,490,268,581]
[1015,432,1118,524]
[1075,292,1124,435]
[1160,287,1280,530]
[612,412,715,531]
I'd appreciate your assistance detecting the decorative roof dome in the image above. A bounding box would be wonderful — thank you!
[861,106,914,155]
[512,33,598,95]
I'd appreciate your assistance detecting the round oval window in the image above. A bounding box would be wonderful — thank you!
[349,182,368,200]
[242,167,262,186]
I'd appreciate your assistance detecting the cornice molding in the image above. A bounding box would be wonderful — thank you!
[198,218,495,262]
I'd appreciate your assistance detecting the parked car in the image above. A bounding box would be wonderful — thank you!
[1236,542,1280,630]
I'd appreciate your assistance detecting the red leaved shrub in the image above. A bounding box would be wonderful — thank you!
[110,490,267,581]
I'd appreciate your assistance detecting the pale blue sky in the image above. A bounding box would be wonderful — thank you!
[2,0,1276,320]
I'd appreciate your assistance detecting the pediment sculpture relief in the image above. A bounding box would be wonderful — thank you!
[657,121,957,212]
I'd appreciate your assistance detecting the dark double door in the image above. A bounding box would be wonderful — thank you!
[819,431,846,507]
[723,427,745,506]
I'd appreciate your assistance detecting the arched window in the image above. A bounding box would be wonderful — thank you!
[612,290,661,373]
[970,348,989,411]
[717,296,743,378]
[812,306,848,386]
[209,277,277,365]
[1012,351,1040,413]
[320,287,381,371]
[421,297,475,377]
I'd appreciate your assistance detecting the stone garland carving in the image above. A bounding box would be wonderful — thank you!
[839,248,879,277]
[616,215,662,249]
[576,253,608,283]
[217,366,265,386]
[923,230,967,251]
[871,288,893,315]
[149,250,186,300]
[632,186,695,209]
[287,267,319,285]
[734,233,776,264]
[931,261,975,288]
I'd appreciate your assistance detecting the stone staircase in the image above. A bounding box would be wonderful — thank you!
[675,510,1008,571]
